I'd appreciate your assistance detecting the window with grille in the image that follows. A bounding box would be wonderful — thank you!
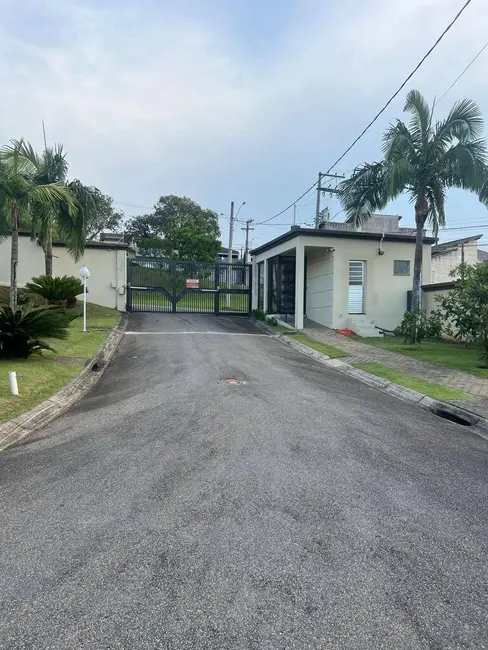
[393,260,410,276]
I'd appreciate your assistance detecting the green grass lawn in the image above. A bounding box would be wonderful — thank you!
[291,333,348,358]
[357,336,488,378]
[354,362,474,401]
[0,303,119,424]
[130,289,249,313]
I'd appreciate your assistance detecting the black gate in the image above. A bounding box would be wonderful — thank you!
[126,258,252,315]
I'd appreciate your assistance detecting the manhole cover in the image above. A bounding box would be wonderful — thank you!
[219,379,248,385]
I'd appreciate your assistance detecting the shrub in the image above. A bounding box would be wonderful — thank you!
[0,305,71,359]
[436,262,488,366]
[251,309,266,321]
[394,309,443,344]
[25,275,84,308]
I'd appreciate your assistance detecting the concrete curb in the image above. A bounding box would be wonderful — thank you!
[255,320,488,438]
[0,313,129,451]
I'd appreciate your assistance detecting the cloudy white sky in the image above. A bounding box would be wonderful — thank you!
[1,0,488,250]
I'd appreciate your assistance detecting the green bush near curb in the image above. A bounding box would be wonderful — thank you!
[0,303,119,424]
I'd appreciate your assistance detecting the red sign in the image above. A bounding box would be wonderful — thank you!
[186,279,200,289]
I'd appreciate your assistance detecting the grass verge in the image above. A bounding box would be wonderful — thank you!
[354,362,473,401]
[0,303,119,424]
[291,333,348,357]
[358,336,488,379]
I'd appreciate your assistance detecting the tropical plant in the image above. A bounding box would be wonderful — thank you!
[0,304,70,359]
[7,142,97,276]
[436,262,488,365]
[339,90,488,331]
[25,275,84,308]
[0,139,78,309]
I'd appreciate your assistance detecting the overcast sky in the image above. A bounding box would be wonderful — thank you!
[1,0,488,251]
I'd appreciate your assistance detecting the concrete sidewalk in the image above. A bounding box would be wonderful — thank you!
[304,324,488,416]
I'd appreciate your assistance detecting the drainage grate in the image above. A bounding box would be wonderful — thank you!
[431,404,476,427]
[219,379,248,385]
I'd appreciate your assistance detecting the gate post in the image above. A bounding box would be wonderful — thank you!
[126,260,132,312]
[171,261,177,313]
[248,264,253,315]
[214,264,220,315]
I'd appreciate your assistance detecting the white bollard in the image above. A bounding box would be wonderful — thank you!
[8,371,19,396]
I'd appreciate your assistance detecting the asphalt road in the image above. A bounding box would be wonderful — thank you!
[1,313,488,649]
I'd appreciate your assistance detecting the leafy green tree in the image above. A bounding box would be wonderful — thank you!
[86,191,124,241]
[436,262,488,365]
[0,140,77,309]
[339,90,488,319]
[126,195,221,261]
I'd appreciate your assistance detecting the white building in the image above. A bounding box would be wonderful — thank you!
[251,215,434,335]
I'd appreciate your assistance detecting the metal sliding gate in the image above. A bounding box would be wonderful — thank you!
[126,258,252,315]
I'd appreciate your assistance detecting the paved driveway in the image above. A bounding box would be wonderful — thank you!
[1,314,488,649]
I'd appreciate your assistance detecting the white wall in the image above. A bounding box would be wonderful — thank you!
[330,238,431,331]
[306,248,334,327]
[431,244,478,283]
[0,235,127,310]
[252,232,432,332]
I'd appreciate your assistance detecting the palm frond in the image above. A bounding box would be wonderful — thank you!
[382,120,417,162]
[39,144,68,184]
[28,183,77,213]
[404,89,431,147]
[384,157,416,198]
[338,162,388,225]
[433,98,484,155]
[441,139,488,192]
[425,179,446,235]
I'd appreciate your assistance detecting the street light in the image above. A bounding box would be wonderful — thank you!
[80,265,90,332]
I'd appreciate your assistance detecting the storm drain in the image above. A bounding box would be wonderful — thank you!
[431,404,477,427]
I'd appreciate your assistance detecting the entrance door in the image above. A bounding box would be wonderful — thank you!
[348,261,364,313]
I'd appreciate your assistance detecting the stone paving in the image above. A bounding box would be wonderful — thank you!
[304,325,488,399]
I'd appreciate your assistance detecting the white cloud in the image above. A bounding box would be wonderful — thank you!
[0,0,487,237]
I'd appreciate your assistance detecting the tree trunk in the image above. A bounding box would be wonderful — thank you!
[410,197,428,344]
[9,203,19,311]
[411,223,424,313]
[45,220,53,276]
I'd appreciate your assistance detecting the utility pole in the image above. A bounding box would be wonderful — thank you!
[226,201,235,308]
[315,172,346,227]
[242,219,255,265]
[227,201,235,268]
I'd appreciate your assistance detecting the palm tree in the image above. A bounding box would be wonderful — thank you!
[12,142,97,276]
[339,90,488,318]
[0,139,77,309]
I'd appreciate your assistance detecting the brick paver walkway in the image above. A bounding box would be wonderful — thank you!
[305,325,488,399]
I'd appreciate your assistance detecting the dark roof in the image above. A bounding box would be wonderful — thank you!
[219,247,239,256]
[422,281,455,292]
[17,230,130,250]
[250,227,436,256]
[431,234,482,255]
[478,249,488,262]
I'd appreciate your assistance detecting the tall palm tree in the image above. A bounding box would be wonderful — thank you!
[13,142,97,276]
[0,139,77,309]
[339,90,488,316]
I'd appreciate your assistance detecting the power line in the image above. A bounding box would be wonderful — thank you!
[325,0,473,174]
[437,39,488,104]
[256,0,473,227]
[255,182,319,226]
[113,201,153,210]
